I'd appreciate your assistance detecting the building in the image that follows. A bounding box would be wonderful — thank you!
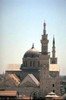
[0,21,66,98]
[40,22,60,96]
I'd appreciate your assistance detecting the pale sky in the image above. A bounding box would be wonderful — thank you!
[0,0,66,75]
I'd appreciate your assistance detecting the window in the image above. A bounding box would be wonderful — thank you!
[33,61,35,67]
[65,88,66,93]
[52,84,54,87]
[38,61,40,67]
[30,61,32,67]
[52,60,55,64]
[25,61,27,67]
[23,61,25,66]
[53,90,55,93]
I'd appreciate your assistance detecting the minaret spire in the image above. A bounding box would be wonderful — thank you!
[43,20,46,35]
[50,36,57,64]
[53,35,55,48]
[52,36,55,58]
[41,21,49,54]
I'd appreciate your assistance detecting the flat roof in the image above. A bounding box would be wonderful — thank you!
[49,64,59,71]
[0,90,17,96]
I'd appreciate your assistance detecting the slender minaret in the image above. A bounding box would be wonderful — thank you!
[50,36,57,64]
[40,22,60,97]
[40,21,50,96]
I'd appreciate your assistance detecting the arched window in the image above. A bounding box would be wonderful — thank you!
[30,61,32,67]
[33,61,35,67]
[53,90,55,93]
[23,60,25,67]
[25,61,27,67]
[38,61,40,67]
[52,84,54,87]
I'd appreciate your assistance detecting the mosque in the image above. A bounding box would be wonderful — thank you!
[20,21,60,96]
[0,21,66,98]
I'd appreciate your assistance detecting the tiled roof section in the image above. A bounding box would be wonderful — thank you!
[8,74,21,86]
[28,74,40,86]
[49,64,59,71]
[6,69,40,81]
[20,74,40,87]
[0,90,17,96]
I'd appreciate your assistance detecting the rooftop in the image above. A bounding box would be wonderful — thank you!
[0,90,17,96]
[49,64,59,71]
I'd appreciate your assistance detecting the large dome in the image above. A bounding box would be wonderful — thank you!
[23,44,40,58]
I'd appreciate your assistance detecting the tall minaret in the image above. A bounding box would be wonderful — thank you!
[40,22,60,97]
[50,36,57,64]
[41,21,49,54]
[40,21,50,96]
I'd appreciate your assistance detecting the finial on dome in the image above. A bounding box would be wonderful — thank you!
[32,43,34,49]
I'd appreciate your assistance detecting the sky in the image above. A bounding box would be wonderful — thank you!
[0,0,66,75]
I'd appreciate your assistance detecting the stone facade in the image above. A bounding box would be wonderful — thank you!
[40,22,60,96]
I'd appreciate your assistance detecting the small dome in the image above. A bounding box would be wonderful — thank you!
[23,44,40,58]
